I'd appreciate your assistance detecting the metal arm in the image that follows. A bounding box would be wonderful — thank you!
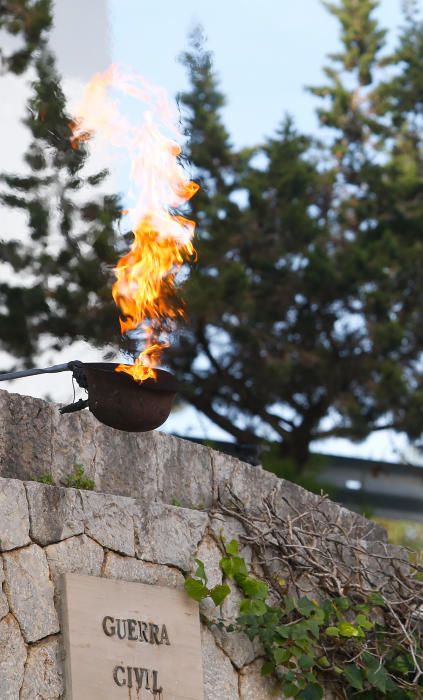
[0,362,76,382]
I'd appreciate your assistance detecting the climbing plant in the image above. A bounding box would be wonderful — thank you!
[185,494,422,699]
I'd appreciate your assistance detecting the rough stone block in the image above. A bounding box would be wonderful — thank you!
[240,659,280,699]
[25,481,84,545]
[102,551,185,589]
[281,480,386,542]
[213,624,256,671]
[80,490,136,556]
[213,450,386,544]
[0,477,30,551]
[0,613,26,699]
[0,390,53,481]
[194,535,225,620]
[20,635,64,700]
[201,625,239,700]
[135,503,208,571]
[90,427,159,504]
[50,408,97,486]
[0,557,9,619]
[45,534,104,584]
[3,544,59,642]
[53,415,160,504]
[357,540,410,590]
[327,502,386,542]
[209,514,252,565]
[217,585,256,669]
[212,450,279,513]
[155,432,214,509]
[194,535,223,590]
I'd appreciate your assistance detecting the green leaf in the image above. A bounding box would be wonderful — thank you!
[296,597,317,617]
[387,690,414,700]
[220,555,248,580]
[334,596,350,611]
[281,682,300,698]
[354,603,370,614]
[225,539,239,555]
[309,608,325,624]
[299,655,314,670]
[390,654,412,674]
[305,619,320,639]
[260,660,275,676]
[239,598,267,616]
[184,578,209,602]
[273,647,292,665]
[305,672,317,683]
[362,651,390,693]
[239,576,268,600]
[316,656,330,668]
[291,622,310,641]
[275,625,291,639]
[298,683,324,700]
[366,662,389,693]
[338,622,361,637]
[324,626,340,637]
[368,592,385,606]
[285,596,296,614]
[209,583,231,606]
[194,558,207,584]
[343,663,364,690]
[355,613,373,630]
[362,652,378,671]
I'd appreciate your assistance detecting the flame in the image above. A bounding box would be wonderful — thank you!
[70,65,199,381]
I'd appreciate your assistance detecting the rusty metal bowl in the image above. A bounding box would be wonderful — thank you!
[82,362,178,432]
[0,360,178,433]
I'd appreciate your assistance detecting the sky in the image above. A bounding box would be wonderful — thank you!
[108,0,404,144]
[0,0,417,463]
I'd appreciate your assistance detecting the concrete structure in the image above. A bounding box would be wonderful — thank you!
[317,453,423,523]
[0,389,406,699]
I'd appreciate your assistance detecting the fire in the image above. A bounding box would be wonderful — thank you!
[70,65,199,381]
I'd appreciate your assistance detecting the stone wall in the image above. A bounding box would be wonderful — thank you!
[0,388,392,699]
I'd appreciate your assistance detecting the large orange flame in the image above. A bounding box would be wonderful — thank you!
[70,66,199,381]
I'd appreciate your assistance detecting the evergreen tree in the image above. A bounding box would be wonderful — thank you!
[0,0,51,74]
[171,28,343,464]
[0,0,121,364]
[170,7,423,467]
[311,0,423,450]
[169,27,253,442]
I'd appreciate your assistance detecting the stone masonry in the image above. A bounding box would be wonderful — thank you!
[0,388,391,699]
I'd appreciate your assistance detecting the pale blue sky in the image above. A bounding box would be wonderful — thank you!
[108,0,404,145]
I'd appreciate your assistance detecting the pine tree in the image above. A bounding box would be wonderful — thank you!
[0,0,51,74]
[311,0,423,451]
[169,27,253,442]
[171,29,345,464]
[0,0,121,364]
[170,8,423,467]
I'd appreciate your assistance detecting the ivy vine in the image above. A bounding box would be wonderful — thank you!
[185,539,422,699]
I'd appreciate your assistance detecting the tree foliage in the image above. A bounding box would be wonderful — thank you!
[1,2,423,469]
[169,4,423,467]
[0,0,52,74]
[0,0,121,364]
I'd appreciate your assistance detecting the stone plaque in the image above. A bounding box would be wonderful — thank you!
[61,574,204,699]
